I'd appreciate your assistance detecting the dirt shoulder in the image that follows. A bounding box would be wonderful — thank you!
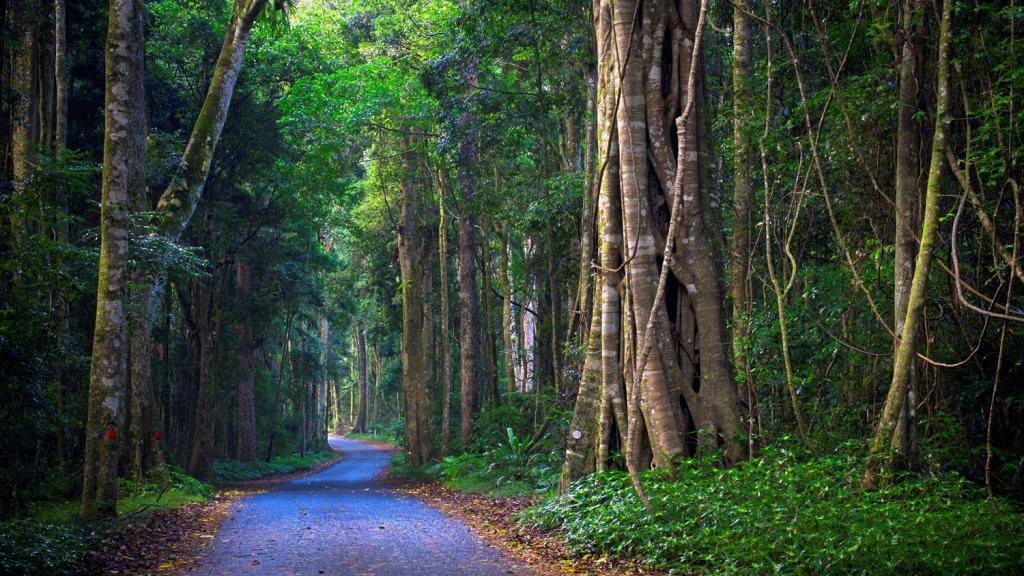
[380,471,666,576]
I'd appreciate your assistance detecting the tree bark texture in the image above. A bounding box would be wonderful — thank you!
[398,138,431,465]
[866,0,952,487]
[457,53,483,447]
[81,0,145,518]
[560,0,746,490]
[235,259,257,460]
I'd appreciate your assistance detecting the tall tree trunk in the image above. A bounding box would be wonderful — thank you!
[126,86,163,478]
[572,61,599,346]
[81,0,145,519]
[730,0,754,416]
[371,346,382,427]
[54,0,67,155]
[9,0,40,241]
[127,278,164,478]
[439,186,453,451]
[265,308,294,461]
[457,56,483,448]
[295,331,306,457]
[560,0,745,488]
[615,0,685,465]
[128,1,270,439]
[235,259,257,460]
[353,319,369,433]
[547,224,561,395]
[332,370,342,433]
[891,0,923,464]
[499,224,515,395]
[481,221,500,406]
[398,136,431,465]
[188,274,222,482]
[317,316,329,446]
[865,0,951,487]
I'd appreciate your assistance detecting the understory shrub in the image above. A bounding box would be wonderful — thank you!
[522,446,1024,575]
[2,465,213,575]
[436,427,561,496]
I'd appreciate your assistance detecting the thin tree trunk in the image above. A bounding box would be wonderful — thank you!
[81,0,145,519]
[865,0,952,487]
[891,0,923,463]
[457,70,483,447]
[353,319,369,433]
[499,224,515,396]
[318,316,329,446]
[235,260,257,460]
[481,221,500,406]
[572,61,599,346]
[188,271,223,482]
[372,346,382,427]
[54,0,67,156]
[730,0,754,418]
[439,186,452,451]
[265,308,294,461]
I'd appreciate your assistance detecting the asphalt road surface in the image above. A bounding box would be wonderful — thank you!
[191,436,530,576]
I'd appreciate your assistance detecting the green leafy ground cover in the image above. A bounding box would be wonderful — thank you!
[521,447,1024,575]
[1,465,212,575]
[212,451,337,483]
[390,426,561,497]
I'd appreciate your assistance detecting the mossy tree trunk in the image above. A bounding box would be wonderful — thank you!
[124,0,269,477]
[865,0,952,487]
[9,0,40,242]
[891,0,924,465]
[398,136,431,465]
[730,0,754,422]
[81,0,146,519]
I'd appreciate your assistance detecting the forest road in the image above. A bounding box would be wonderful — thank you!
[190,436,531,576]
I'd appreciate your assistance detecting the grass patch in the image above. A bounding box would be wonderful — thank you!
[347,431,402,446]
[521,446,1024,575]
[213,451,337,483]
[3,465,212,575]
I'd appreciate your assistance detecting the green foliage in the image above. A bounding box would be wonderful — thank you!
[434,433,560,497]
[212,452,337,483]
[0,519,90,576]
[523,447,1024,575]
[469,393,541,453]
[347,419,403,447]
[1,466,213,575]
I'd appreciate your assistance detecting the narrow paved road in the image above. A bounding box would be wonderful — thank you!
[192,436,530,576]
